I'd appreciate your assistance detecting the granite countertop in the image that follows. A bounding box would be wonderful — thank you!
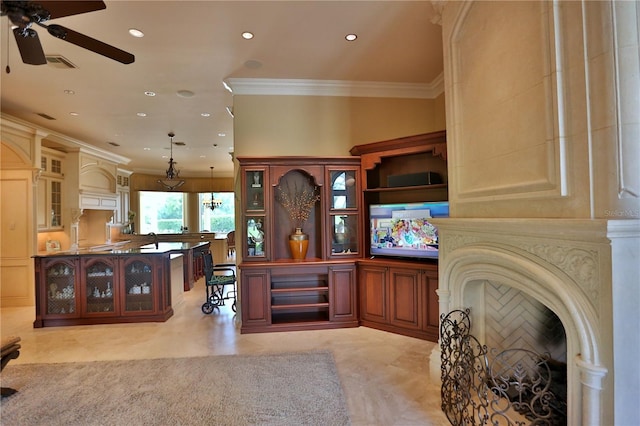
[138,242,211,251]
[35,241,210,257]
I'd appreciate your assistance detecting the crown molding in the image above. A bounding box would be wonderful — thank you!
[225,74,444,99]
[1,113,131,165]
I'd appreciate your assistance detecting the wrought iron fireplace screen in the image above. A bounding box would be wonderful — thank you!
[440,309,567,425]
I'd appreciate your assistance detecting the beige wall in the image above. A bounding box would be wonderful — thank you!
[442,1,639,219]
[233,94,446,158]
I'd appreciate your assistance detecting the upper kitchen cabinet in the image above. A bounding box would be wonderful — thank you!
[37,147,65,231]
[115,169,132,224]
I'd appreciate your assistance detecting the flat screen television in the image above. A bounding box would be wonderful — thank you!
[369,201,449,260]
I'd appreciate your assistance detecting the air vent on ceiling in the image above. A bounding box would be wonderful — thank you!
[36,113,56,120]
[108,142,120,147]
[173,142,186,146]
[45,55,78,69]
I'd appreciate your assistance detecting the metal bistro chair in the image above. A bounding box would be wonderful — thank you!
[201,250,237,314]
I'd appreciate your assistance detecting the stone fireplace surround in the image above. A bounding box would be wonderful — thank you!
[432,218,639,425]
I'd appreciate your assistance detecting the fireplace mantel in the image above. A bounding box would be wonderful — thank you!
[432,218,640,425]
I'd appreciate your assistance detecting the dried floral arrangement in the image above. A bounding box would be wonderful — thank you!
[276,179,321,230]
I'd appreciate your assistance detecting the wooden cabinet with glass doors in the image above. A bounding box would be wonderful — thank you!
[237,157,361,333]
[33,252,173,327]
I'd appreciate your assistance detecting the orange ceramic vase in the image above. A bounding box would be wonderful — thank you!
[288,227,309,260]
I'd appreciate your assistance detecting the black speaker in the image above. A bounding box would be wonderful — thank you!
[387,172,442,187]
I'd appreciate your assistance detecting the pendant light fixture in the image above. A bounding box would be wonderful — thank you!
[157,132,185,190]
[204,166,223,210]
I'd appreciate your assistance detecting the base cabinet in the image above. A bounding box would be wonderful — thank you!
[34,253,173,327]
[358,258,439,341]
[240,261,358,333]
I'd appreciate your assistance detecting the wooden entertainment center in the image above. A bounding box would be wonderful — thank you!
[238,130,447,341]
[237,157,362,333]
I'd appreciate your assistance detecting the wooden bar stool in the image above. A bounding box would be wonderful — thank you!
[193,253,204,281]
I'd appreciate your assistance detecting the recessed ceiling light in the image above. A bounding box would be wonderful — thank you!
[241,31,254,40]
[244,59,262,69]
[64,89,75,95]
[345,34,357,41]
[218,133,226,137]
[143,147,151,151]
[176,90,195,98]
[144,91,156,97]
[69,112,79,116]
[201,112,211,117]
[129,28,144,38]
[136,112,147,117]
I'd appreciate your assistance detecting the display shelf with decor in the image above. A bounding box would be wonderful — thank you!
[42,258,78,317]
[121,257,156,313]
[81,257,117,316]
[237,157,361,333]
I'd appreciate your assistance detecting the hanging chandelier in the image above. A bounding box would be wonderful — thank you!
[157,132,185,190]
[204,166,223,211]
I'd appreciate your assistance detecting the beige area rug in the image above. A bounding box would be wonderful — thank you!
[1,351,350,426]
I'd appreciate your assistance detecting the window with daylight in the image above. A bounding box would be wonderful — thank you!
[199,192,235,233]
[139,191,185,234]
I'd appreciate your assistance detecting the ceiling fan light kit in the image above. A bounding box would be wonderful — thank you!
[1,0,135,65]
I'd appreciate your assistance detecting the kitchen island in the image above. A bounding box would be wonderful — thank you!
[32,241,209,328]
[138,242,211,291]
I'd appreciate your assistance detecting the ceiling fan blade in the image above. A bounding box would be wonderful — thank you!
[13,28,47,65]
[47,24,135,64]
[39,1,106,19]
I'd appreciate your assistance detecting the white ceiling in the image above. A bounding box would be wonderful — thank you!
[1,1,444,177]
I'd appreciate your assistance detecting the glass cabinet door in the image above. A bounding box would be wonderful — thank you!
[242,166,269,261]
[329,170,358,210]
[245,216,267,259]
[330,214,359,255]
[123,258,154,312]
[83,258,116,315]
[44,259,77,316]
[245,170,265,211]
[50,179,62,228]
[327,168,360,257]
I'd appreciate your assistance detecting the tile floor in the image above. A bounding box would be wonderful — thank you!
[1,277,449,425]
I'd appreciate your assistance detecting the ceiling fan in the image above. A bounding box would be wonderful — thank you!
[1,0,134,65]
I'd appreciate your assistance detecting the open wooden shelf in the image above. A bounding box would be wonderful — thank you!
[363,183,447,193]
